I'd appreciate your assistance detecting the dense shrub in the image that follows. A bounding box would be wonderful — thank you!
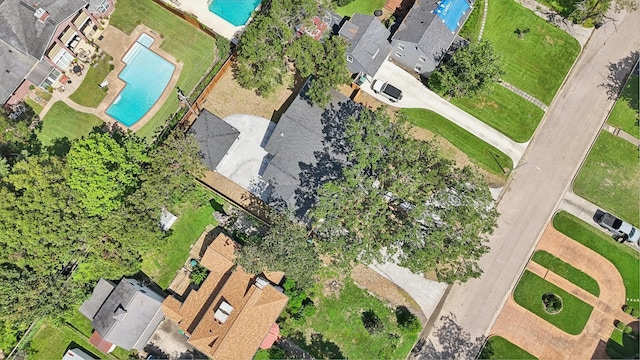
[616,320,626,331]
[542,293,563,314]
[190,263,209,285]
[624,325,633,334]
[395,306,421,332]
[361,310,384,335]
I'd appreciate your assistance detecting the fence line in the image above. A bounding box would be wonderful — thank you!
[150,0,218,39]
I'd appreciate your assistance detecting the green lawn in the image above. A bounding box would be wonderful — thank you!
[482,0,580,104]
[573,131,639,226]
[28,321,134,360]
[513,270,593,335]
[451,83,546,142]
[24,97,44,115]
[553,211,640,309]
[607,328,640,359]
[69,55,114,108]
[480,336,537,359]
[37,102,103,146]
[535,0,577,17]
[531,250,600,296]
[608,75,639,138]
[335,0,386,17]
[110,0,217,140]
[142,193,223,289]
[402,108,512,178]
[293,279,419,360]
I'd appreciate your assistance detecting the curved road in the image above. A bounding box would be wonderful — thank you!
[414,8,639,359]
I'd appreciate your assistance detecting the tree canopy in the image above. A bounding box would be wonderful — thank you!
[429,41,504,98]
[312,109,498,283]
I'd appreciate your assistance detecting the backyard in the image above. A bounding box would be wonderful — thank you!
[141,189,224,289]
[463,0,580,105]
[480,336,537,359]
[68,54,114,108]
[513,270,593,335]
[37,102,103,146]
[290,278,420,360]
[109,0,218,140]
[573,131,639,226]
[607,327,640,359]
[335,0,386,17]
[402,108,512,181]
[607,74,639,138]
[450,83,546,142]
[531,250,600,296]
[553,211,640,309]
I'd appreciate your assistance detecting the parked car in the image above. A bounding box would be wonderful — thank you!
[371,80,403,103]
[594,210,640,243]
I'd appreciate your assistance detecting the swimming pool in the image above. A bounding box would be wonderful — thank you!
[106,34,175,127]
[209,0,261,26]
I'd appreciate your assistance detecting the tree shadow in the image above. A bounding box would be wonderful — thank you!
[599,51,639,100]
[143,342,170,359]
[64,342,101,360]
[290,332,344,360]
[411,313,486,360]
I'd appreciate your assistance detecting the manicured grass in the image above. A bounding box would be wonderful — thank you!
[531,250,600,296]
[480,336,537,359]
[573,131,639,226]
[335,0,386,17]
[482,0,580,104]
[608,75,639,138]
[450,83,545,142]
[293,279,419,360]
[37,102,103,146]
[459,2,483,42]
[24,97,43,115]
[607,328,640,359]
[402,108,512,177]
[142,193,223,289]
[554,211,640,309]
[69,55,114,108]
[110,0,216,140]
[513,270,593,335]
[28,321,134,360]
[535,0,577,17]
[65,311,94,337]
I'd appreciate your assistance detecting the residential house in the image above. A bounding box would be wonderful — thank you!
[0,0,115,107]
[390,0,472,76]
[79,278,165,353]
[162,233,289,360]
[338,14,392,77]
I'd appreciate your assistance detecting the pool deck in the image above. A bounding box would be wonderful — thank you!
[160,0,246,40]
[94,24,183,132]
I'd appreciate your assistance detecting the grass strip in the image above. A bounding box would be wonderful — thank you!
[480,335,537,359]
[532,250,600,296]
[513,270,593,335]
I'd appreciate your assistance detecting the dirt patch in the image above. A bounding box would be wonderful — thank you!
[545,35,555,45]
[351,264,427,325]
[200,66,298,121]
[474,98,499,110]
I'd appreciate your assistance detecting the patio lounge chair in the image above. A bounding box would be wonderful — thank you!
[99,80,109,88]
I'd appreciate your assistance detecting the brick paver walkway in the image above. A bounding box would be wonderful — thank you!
[491,224,636,359]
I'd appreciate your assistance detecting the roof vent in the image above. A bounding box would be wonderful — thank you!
[34,8,49,23]
[255,276,269,289]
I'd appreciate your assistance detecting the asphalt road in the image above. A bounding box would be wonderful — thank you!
[415,9,640,359]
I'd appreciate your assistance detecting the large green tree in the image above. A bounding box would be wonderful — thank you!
[237,211,320,288]
[429,41,504,98]
[66,132,148,217]
[312,109,498,283]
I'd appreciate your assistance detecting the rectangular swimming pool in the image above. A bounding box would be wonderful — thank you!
[106,34,175,127]
[209,0,261,26]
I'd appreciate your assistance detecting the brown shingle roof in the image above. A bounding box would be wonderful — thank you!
[162,233,288,360]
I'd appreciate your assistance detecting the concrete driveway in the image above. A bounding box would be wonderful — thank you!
[361,60,528,166]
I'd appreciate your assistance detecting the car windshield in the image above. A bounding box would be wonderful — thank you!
[630,228,636,237]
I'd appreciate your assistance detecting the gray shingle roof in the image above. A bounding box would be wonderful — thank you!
[90,278,165,351]
[263,80,361,218]
[25,60,54,86]
[188,110,240,171]
[0,0,87,59]
[339,14,392,76]
[0,40,36,103]
[393,0,472,68]
[79,278,115,320]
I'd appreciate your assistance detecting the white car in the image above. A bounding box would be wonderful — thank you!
[594,210,640,243]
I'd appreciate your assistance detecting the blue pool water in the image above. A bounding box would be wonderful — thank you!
[209,0,261,26]
[106,34,175,127]
[434,0,470,32]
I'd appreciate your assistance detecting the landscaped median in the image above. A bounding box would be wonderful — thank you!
[480,335,537,359]
[573,131,639,226]
[531,250,600,296]
[513,270,593,335]
[109,0,217,140]
[554,211,640,309]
